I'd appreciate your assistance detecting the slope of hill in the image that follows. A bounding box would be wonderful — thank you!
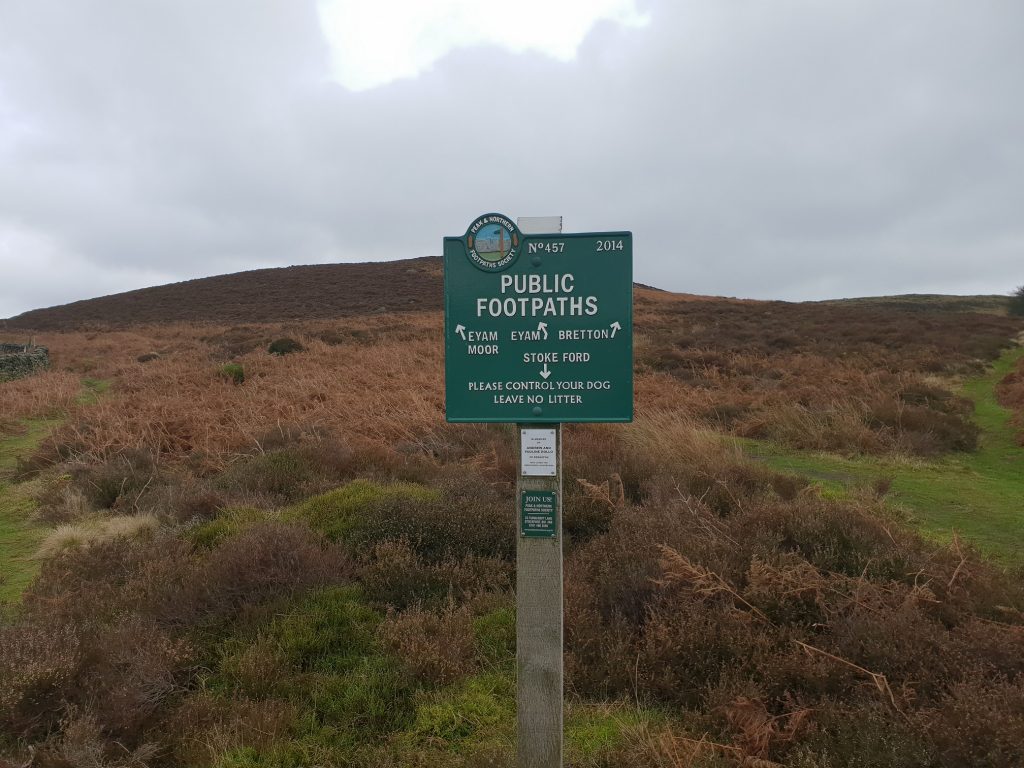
[2,264,1024,765]
[6,254,1013,332]
[3,257,444,330]
[816,293,1011,315]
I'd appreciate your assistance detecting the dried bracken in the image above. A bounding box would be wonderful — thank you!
[1,288,1023,766]
[656,544,773,625]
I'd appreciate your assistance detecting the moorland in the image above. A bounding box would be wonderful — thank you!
[2,260,1024,767]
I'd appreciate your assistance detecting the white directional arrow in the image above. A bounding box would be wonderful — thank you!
[537,321,548,340]
[455,324,467,340]
[610,321,622,338]
[539,363,552,380]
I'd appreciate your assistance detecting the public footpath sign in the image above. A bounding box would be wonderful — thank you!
[444,213,633,423]
[444,214,633,768]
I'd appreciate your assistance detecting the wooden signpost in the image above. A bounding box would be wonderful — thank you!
[444,213,633,767]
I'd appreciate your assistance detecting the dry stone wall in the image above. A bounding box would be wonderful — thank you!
[0,343,50,381]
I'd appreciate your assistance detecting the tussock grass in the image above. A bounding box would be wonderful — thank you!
[36,513,160,558]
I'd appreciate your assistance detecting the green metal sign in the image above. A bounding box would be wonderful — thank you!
[521,491,557,538]
[444,214,633,423]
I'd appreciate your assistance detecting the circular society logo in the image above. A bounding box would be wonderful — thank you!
[465,213,520,272]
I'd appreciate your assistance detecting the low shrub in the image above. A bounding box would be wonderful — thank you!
[924,675,1024,766]
[69,448,159,512]
[268,337,304,355]
[0,621,83,738]
[217,450,319,503]
[145,472,225,522]
[1010,285,1024,317]
[284,479,439,542]
[0,615,189,746]
[32,472,90,523]
[996,354,1024,444]
[216,442,353,503]
[36,513,159,558]
[23,532,195,626]
[75,616,191,740]
[287,475,513,562]
[359,539,512,608]
[219,362,245,384]
[378,603,477,686]
[190,506,272,549]
[30,714,161,768]
[165,693,295,767]
[211,586,380,702]
[562,484,1024,765]
[867,398,980,454]
[189,523,352,625]
[785,700,938,767]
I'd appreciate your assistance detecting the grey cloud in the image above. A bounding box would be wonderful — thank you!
[1,0,1022,317]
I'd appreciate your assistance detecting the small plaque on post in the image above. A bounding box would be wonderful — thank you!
[520,491,557,538]
[521,428,557,476]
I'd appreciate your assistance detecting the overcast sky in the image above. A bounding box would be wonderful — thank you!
[1,0,1022,318]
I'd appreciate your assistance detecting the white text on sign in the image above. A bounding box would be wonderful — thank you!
[475,272,599,318]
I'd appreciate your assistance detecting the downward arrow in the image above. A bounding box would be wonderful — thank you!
[455,324,466,340]
[539,363,552,380]
[610,321,622,338]
[537,321,548,340]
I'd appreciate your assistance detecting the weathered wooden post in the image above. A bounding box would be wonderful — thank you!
[443,213,632,767]
[515,216,565,767]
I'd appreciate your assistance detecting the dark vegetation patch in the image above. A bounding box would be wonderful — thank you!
[996,353,1024,444]
[1010,285,1024,317]
[267,338,303,356]
[3,257,445,330]
[638,296,1022,455]
[816,293,1014,315]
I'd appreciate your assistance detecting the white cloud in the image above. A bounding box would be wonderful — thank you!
[0,0,1022,318]
[316,0,648,90]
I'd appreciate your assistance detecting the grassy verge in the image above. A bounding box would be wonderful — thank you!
[1,378,110,603]
[749,346,1024,564]
[0,417,63,603]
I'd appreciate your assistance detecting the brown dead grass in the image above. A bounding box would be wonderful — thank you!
[0,370,82,429]
[996,354,1024,444]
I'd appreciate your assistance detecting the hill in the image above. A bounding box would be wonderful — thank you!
[2,263,1024,766]
[816,293,1011,315]
[2,257,445,330]
[4,255,1013,332]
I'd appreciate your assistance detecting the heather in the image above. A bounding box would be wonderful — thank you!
[1,290,1023,766]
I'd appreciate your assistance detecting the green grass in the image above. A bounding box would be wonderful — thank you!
[77,377,110,404]
[750,346,1024,563]
[1,378,110,603]
[0,417,63,603]
[0,477,47,603]
[282,479,441,542]
[197,581,659,766]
